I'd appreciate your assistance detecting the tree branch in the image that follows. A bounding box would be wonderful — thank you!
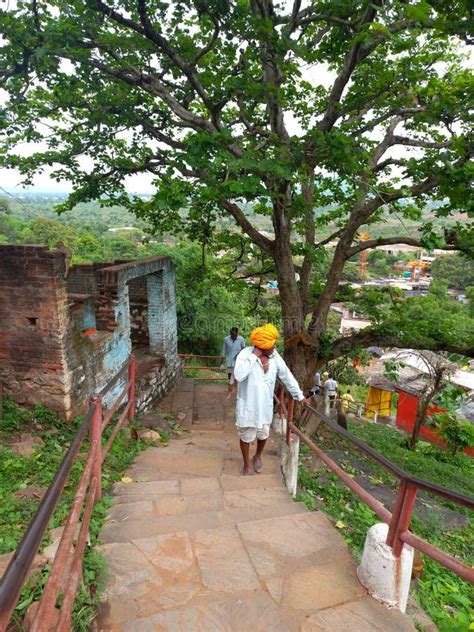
[222,199,275,255]
[326,330,474,362]
[250,0,290,141]
[192,16,220,67]
[368,115,403,170]
[313,227,346,249]
[278,7,353,32]
[391,135,453,149]
[318,14,435,134]
[135,0,217,116]
[373,158,408,172]
[347,106,429,135]
[318,1,383,133]
[346,236,458,259]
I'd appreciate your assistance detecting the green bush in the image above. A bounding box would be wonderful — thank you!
[431,412,474,456]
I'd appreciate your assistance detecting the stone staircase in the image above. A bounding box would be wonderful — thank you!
[96,384,415,631]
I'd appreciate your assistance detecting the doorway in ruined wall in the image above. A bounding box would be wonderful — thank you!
[127,272,166,358]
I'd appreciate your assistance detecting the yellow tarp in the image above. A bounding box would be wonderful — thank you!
[366,386,392,418]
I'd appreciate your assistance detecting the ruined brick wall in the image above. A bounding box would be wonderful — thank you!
[66,264,98,297]
[128,276,149,347]
[0,245,71,415]
[1,248,179,420]
[66,260,130,298]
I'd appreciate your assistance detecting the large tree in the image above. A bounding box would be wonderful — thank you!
[1,0,473,382]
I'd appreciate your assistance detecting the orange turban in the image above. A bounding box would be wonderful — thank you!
[250,323,280,350]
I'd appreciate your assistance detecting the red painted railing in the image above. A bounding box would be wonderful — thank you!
[0,356,136,631]
[276,383,474,584]
[178,353,228,380]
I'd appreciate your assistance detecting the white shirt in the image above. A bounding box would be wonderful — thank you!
[324,378,338,396]
[233,346,305,428]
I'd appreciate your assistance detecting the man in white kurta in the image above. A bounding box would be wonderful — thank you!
[233,324,309,475]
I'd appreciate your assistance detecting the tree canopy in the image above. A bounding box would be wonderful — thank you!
[1,0,473,380]
[431,253,474,289]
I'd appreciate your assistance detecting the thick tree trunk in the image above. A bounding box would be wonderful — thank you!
[271,195,307,383]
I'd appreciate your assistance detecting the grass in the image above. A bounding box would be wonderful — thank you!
[297,420,474,632]
[182,357,227,382]
[0,399,152,630]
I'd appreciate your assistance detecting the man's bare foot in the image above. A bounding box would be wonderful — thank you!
[252,455,263,474]
[243,466,255,476]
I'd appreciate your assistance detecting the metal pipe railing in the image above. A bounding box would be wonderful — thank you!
[0,356,136,630]
[179,354,228,381]
[277,382,474,584]
[0,409,92,630]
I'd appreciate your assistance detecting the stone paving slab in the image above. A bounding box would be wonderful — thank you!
[107,492,226,523]
[134,450,224,477]
[123,465,217,482]
[219,472,284,491]
[300,597,416,631]
[278,558,366,612]
[237,512,352,578]
[111,479,180,503]
[102,504,305,544]
[224,488,302,513]
[98,532,204,625]
[111,589,290,632]
[180,477,221,496]
[193,526,260,593]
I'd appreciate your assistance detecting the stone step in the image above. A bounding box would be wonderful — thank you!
[128,449,282,480]
[97,511,416,632]
[108,487,299,522]
[100,502,307,544]
[111,477,219,503]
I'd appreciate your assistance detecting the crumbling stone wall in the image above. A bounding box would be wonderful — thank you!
[0,246,180,420]
[128,277,149,347]
[0,245,70,414]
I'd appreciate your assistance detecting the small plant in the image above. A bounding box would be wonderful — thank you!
[430,412,474,456]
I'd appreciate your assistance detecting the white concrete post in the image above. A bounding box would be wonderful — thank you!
[280,435,300,496]
[357,523,414,613]
[323,394,330,417]
[272,413,286,437]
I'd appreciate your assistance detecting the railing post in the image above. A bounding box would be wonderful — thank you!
[387,481,418,557]
[90,395,102,502]
[278,385,284,417]
[128,354,136,421]
[286,398,295,445]
[386,479,408,548]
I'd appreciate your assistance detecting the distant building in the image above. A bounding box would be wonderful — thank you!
[366,350,474,456]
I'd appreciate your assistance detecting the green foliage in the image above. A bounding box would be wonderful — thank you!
[363,287,474,354]
[21,216,78,248]
[431,254,474,290]
[466,287,474,319]
[430,412,474,456]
